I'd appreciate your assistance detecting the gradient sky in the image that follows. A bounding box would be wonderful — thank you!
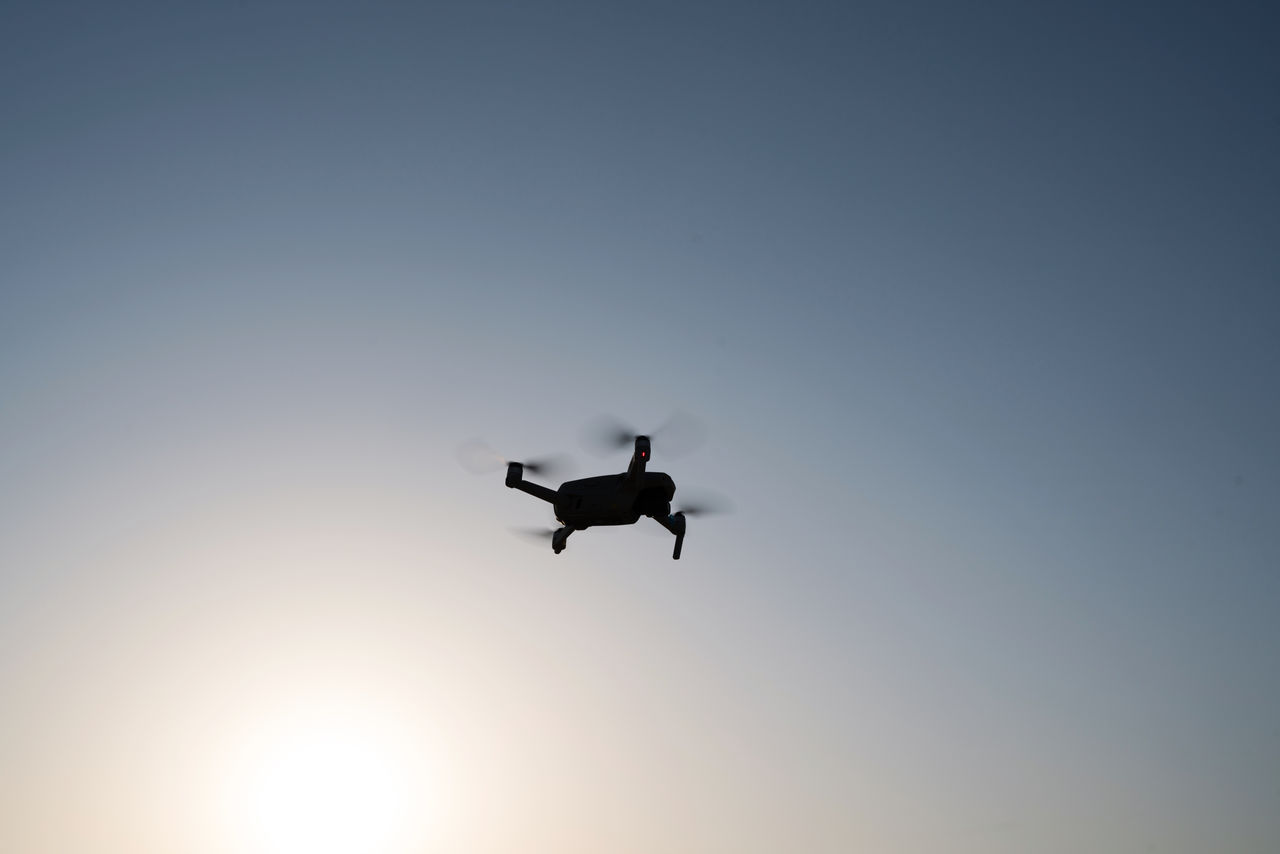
[3,2,1278,852]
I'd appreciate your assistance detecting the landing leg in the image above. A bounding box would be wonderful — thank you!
[551,526,574,554]
[655,512,687,560]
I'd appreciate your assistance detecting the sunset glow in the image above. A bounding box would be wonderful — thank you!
[4,2,1278,852]
[228,708,426,854]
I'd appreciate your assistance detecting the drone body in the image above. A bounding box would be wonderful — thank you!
[505,435,690,558]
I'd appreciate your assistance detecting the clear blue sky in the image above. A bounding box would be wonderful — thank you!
[2,2,1278,851]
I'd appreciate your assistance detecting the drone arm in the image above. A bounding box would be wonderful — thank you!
[512,480,558,503]
[624,435,652,484]
[506,462,558,504]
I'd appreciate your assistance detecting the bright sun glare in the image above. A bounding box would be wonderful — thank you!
[229,706,425,854]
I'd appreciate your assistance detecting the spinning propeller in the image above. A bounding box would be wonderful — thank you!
[579,410,707,458]
[511,526,558,541]
[455,439,573,480]
[673,493,732,517]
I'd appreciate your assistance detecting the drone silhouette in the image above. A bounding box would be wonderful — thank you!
[461,415,726,559]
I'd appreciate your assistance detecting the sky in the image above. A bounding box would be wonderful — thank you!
[2,1,1278,852]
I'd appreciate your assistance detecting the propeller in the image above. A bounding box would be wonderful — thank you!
[674,488,733,517]
[579,410,707,457]
[455,439,574,480]
[641,487,734,535]
[510,526,557,542]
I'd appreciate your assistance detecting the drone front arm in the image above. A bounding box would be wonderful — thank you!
[624,435,651,483]
[505,462,558,504]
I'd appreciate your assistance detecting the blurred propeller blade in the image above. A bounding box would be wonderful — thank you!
[579,410,706,457]
[652,409,707,458]
[579,415,637,455]
[456,440,574,480]
[455,439,506,473]
[675,488,733,517]
[510,526,557,542]
[520,454,574,479]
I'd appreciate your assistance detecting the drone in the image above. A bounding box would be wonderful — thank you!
[463,417,724,559]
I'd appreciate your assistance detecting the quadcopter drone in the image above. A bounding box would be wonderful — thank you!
[466,418,722,559]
